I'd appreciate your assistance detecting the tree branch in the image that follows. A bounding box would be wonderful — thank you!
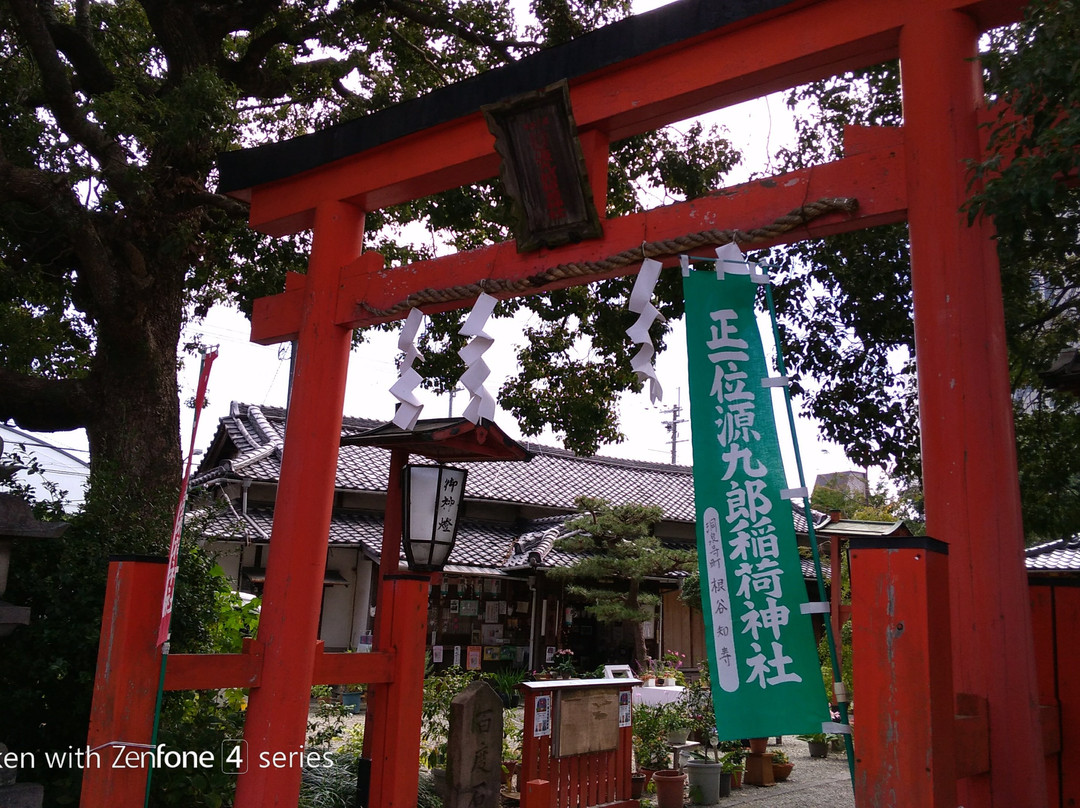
[384,0,523,63]
[0,369,94,433]
[7,0,133,197]
[0,134,121,314]
[44,17,115,94]
[183,189,250,218]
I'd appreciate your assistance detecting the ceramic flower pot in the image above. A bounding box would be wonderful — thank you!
[772,761,794,781]
[685,759,722,805]
[665,728,691,745]
[652,769,687,808]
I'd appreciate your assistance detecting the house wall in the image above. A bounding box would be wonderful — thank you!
[320,547,360,650]
[208,540,369,651]
[661,589,707,671]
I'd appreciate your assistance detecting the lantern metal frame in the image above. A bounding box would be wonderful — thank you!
[400,463,467,573]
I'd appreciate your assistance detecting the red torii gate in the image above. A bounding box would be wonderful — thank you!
[80,0,1047,806]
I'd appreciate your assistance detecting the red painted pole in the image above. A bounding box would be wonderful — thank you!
[849,538,956,807]
[364,446,434,808]
[81,557,166,807]
[234,201,366,806]
[366,574,431,808]
[900,10,1046,807]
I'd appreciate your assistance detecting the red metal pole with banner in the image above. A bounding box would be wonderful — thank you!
[157,347,218,647]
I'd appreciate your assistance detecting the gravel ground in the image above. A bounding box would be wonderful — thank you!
[324,707,856,808]
[695,738,856,808]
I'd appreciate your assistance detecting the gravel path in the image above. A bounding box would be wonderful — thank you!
[320,706,856,808]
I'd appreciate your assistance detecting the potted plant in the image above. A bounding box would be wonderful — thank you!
[630,771,648,798]
[637,656,660,687]
[340,682,366,714]
[681,662,715,743]
[797,733,831,758]
[660,649,687,686]
[549,648,576,678]
[632,702,671,778]
[771,748,795,781]
[485,667,528,708]
[652,768,687,808]
[685,748,725,804]
[718,743,746,789]
[658,701,691,745]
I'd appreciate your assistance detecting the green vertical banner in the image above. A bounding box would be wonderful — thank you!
[683,253,827,740]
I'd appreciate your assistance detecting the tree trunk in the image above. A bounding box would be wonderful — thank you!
[625,580,649,669]
[84,254,184,510]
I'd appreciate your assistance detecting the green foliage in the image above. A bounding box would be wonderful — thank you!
[770,12,1080,539]
[0,0,734,512]
[810,477,925,531]
[484,666,527,691]
[0,470,252,806]
[149,692,246,808]
[714,740,746,773]
[631,703,671,770]
[679,568,702,612]
[298,749,360,808]
[552,497,694,665]
[818,620,854,708]
[420,665,480,767]
[971,0,1080,540]
[680,661,715,738]
[307,686,353,751]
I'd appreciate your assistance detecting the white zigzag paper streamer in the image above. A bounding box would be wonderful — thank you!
[457,292,498,424]
[391,308,426,430]
[715,242,769,283]
[626,257,665,403]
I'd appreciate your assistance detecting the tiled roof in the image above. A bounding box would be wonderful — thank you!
[197,501,527,570]
[800,558,833,581]
[195,403,697,521]
[1026,536,1080,573]
[193,403,832,578]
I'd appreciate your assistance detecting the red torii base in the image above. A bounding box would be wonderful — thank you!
[80,1,1049,807]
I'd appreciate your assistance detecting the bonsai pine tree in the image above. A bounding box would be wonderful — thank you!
[551,496,695,668]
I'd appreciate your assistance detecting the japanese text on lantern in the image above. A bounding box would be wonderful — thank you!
[707,307,801,691]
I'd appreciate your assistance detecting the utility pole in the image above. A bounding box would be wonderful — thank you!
[661,388,688,464]
[447,385,464,418]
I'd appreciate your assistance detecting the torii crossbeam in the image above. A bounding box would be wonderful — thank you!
[80,1,1045,807]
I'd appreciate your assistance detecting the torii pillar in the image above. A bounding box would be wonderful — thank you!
[233,201,365,805]
[902,11,1045,807]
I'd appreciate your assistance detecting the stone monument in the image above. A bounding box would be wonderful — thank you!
[446,681,504,808]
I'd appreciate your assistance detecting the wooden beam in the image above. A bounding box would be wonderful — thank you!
[243,0,1019,236]
[250,126,905,343]
[164,652,262,691]
[312,647,395,686]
